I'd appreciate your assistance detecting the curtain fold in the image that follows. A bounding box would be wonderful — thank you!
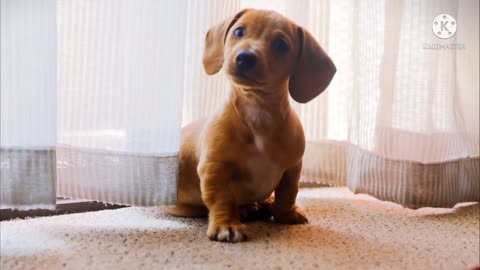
[54,0,187,206]
[1,0,58,209]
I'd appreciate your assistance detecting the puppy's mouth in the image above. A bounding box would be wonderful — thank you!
[230,70,265,87]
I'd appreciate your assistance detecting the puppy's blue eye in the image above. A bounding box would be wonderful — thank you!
[272,38,289,54]
[234,27,246,38]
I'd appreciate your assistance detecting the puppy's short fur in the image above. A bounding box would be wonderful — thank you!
[166,9,336,242]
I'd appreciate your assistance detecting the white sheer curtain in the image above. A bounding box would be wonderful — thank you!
[2,0,479,210]
[1,0,186,209]
[55,0,186,206]
[182,0,479,208]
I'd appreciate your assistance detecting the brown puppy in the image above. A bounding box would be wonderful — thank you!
[166,9,336,242]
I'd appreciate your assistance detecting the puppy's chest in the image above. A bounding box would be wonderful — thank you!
[237,135,284,202]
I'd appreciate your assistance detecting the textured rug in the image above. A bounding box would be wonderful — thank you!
[1,188,479,270]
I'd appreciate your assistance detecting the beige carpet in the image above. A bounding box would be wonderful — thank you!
[1,188,479,270]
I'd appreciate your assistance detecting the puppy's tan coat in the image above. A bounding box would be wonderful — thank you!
[166,9,336,242]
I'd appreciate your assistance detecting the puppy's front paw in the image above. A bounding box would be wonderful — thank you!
[207,222,247,242]
[272,206,308,224]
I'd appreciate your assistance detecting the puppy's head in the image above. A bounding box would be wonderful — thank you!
[203,9,336,103]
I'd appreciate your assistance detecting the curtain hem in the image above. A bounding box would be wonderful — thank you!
[302,141,480,209]
[0,148,57,210]
[56,146,178,206]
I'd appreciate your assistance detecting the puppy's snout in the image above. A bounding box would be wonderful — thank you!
[236,50,257,72]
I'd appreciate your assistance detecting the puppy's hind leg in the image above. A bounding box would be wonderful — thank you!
[239,196,274,222]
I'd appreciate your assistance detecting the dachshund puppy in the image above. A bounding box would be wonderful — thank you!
[166,9,336,242]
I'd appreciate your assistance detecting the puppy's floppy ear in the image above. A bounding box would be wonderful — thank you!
[203,9,250,75]
[289,27,336,103]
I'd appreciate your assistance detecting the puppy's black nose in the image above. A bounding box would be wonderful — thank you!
[236,50,257,71]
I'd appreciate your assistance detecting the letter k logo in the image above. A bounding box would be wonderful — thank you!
[433,14,457,39]
[440,20,450,32]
